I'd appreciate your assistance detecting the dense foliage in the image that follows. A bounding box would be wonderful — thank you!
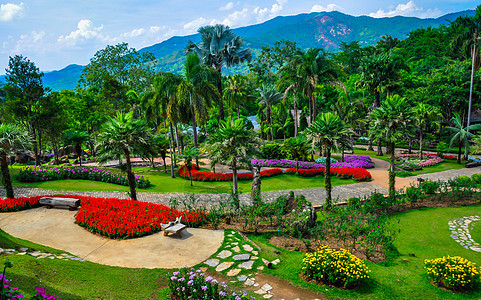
[425,256,480,291]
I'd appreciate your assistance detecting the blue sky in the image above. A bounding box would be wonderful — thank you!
[0,0,477,74]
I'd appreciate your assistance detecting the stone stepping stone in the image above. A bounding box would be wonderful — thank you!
[263,295,273,299]
[217,250,232,259]
[205,259,220,267]
[19,248,28,252]
[233,254,250,261]
[232,246,240,253]
[245,278,255,286]
[226,269,241,277]
[16,252,26,256]
[272,259,280,265]
[252,256,258,260]
[216,262,234,272]
[237,275,248,282]
[238,260,254,269]
[261,283,273,292]
[257,266,265,270]
[71,257,83,261]
[252,250,259,255]
[242,244,254,252]
[29,252,41,257]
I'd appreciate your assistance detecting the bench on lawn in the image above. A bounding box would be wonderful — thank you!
[39,197,80,211]
[161,216,187,237]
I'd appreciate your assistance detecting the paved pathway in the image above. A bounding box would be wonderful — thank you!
[0,207,224,268]
[3,160,480,207]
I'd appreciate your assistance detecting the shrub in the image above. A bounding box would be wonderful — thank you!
[347,197,360,206]
[436,142,449,157]
[421,180,439,195]
[259,143,283,159]
[456,176,472,185]
[471,174,481,184]
[302,245,370,288]
[425,256,480,291]
[396,170,413,177]
[315,157,338,164]
[168,267,251,299]
[405,186,422,206]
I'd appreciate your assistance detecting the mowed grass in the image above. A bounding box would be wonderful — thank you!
[8,166,356,194]
[0,229,171,299]
[469,220,481,247]
[250,204,481,299]
[396,160,465,177]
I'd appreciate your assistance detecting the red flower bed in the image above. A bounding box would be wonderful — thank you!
[75,196,206,239]
[284,167,371,181]
[442,154,457,160]
[178,164,282,182]
[0,195,44,212]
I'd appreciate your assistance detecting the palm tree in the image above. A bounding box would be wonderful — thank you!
[179,146,201,186]
[225,74,250,118]
[153,134,170,173]
[257,85,283,141]
[96,111,153,200]
[369,95,415,198]
[281,134,309,174]
[177,54,219,169]
[64,130,89,166]
[206,117,261,208]
[444,113,481,163]
[0,124,31,199]
[186,24,252,120]
[305,112,352,209]
[413,103,442,159]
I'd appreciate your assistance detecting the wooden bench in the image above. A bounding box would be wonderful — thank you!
[161,216,187,237]
[39,197,80,211]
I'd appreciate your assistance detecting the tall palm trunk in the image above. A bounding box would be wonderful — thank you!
[377,139,383,156]
[251,166,261,206]
[266,105,272,141]
[419,127,424,159]
[169,123,176,178]
[457,139,462,164]
[293,101,298,137]
[124,149,137,200]
[232,158,239,209]
[0,153,14,199]
[192,107,199,170]
[325,146,332,210]
[311,93,316,122]
[32,127,40,166]
[174,123,182,154]
[389,142,396,199]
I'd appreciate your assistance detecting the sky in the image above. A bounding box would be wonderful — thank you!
[0,0,477,74]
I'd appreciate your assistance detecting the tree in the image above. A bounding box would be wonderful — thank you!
[177,54,219,168]
[257,85,283,140]
[369,95,415,198]
[186,24,252,120]
[3,55,45,166]
[64,131,89,166]
[281,134,309,174]
[206,117,261,208]
[413,103,442,159]
[0,124,31,199]
[444,112,481,163]
[305,112,352,209]
[96,111,153,200]
[153,134,170,173]
[179,146,201,186]
[79,42,155,93]
[225,74,250,118]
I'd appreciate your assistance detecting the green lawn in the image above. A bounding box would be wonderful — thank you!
[250,205,481,299]
[396,160,465,177]
[9,166,356,194]
[470,220,481,246]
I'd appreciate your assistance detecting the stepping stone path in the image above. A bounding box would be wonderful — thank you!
[0,247,84,261]
[448,215,481,252]
[203,229,281,298]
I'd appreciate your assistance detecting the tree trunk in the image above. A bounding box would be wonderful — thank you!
[53,140,59,165]
[32,127,40,166]
[188,168,193,186]
[76,144,82,166]
[419,128,423,159]
[457,139,462,164]
[216,70,225,121]
[232,158,239,209]
[377,138,383,156]
[0,154,14,199]
[389,142,396,199]
[266,105,272,141]
[169,123,176,178]
[367,139,374,151]
[293,101,298,137]
[192,108,200,170]
[374,91,380,108]
[251,166,262,206]
[124,149,137,200]
[162,156,167,173]
[174,123,181,154]
[311,93,316,123]
[325,147,332,210]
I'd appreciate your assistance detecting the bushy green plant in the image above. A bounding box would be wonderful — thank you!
[425,256,480,291]
[395,170,413,177]
[259,143,283,159]
[471,173,481,184]
[436,141,449,157]
[456,175,472,185]
[421,180,439,195]
[405,186,423,207]
[302,245,370,288]
[347,197,360,206]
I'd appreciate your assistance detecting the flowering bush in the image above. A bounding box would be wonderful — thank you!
[17,166,150,188]
[443,154,457,160]
[315,157,338,164]
[0,195,44,212]
[302,245,370,288]
[168,267,252,300]
[178,164,282,182]
[395,154,444,168]
[0,274,61,299]
[75,196,206,239]
[285,167,371,181]
[252,156,374,169]
[425,256,480,291]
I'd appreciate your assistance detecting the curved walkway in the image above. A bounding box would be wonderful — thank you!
[0,207,224,268]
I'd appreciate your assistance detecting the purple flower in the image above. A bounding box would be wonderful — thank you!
[201,286,207,291]
[205,276,213,282]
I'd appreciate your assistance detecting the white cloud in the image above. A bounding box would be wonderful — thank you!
[368,1,441,18]
[57,20,105,45]
[122,28,145,38]
[254,0,287,23]
[150,26,161,33]
[310,4,343,13]
[0,2,24,21]
[222,8,249,27]
[31,31,45,42]
[220,2,234,11]
[183,17,217,32]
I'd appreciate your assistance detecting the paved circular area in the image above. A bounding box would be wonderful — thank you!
[449,215,481,252]
[0,207,224,268]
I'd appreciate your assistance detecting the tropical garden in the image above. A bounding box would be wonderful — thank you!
[0,6,480,300]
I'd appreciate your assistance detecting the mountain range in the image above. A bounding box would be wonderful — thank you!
[0,9,475,91]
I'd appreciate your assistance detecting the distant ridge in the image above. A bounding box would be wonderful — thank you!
[0,9,475,91]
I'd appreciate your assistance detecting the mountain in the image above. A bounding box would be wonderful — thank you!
[1,9,475,91]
